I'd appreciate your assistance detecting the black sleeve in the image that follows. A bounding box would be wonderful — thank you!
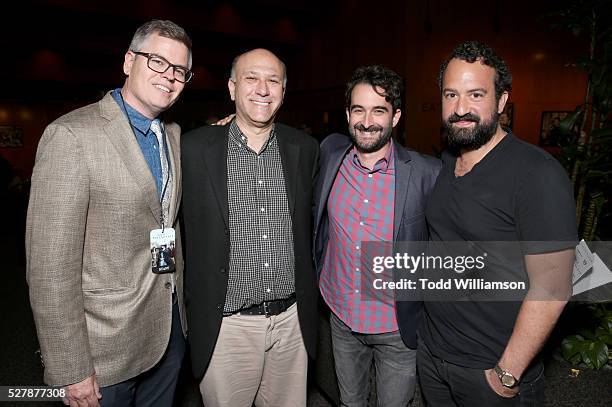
[516,156,578,254]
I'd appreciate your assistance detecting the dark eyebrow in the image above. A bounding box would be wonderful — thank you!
[442,87,488,94]
[349,104,389,112]
[372,105,389,111]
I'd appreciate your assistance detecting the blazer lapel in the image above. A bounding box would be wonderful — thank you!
[165,123,181,226]
[393,140,413,241]
[201,127,229,227]
[99,93,161,224]
[316,142,351,227]
[277,128,299,215]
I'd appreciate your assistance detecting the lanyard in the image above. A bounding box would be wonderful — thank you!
[118,93,172,229]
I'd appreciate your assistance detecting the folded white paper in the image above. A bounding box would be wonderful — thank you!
[572,253,612,296]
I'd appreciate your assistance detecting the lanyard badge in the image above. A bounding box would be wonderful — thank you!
[150,227,176,274]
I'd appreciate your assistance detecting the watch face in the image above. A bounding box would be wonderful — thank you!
[501,374,516,387]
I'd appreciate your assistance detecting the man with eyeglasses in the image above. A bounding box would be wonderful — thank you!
[26,19,192,407]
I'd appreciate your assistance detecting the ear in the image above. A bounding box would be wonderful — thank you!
[228,79,236,101]
[497,91,509,114]
[345,107,350,124]
[123,51,135,76]
[392,109,402,128]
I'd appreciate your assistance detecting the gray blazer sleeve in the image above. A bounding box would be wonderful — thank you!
[26,123,94,386]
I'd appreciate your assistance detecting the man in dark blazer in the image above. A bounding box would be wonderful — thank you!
[182,48,319,407]
[314,65,441,406]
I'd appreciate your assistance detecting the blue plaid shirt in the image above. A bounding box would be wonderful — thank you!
[111,89,164,197]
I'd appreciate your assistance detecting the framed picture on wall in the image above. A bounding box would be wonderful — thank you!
[500,102,513,131]
[0,126,24,148]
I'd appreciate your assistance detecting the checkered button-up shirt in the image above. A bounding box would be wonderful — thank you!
[224,120,295,314]
[320,143,398,333]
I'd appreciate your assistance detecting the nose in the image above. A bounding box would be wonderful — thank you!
[161,67,177,82]
[255,79,270,96]
[363,112,374,128]
[454,95,469,116]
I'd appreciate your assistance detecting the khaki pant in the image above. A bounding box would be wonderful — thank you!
[199,303,307,407]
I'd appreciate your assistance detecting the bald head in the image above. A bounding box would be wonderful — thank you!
[230,48,287,87]
[228,48,287,132]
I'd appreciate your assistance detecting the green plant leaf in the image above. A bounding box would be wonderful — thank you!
[579,329,596,340]
[604,315,612,331]
[558,107,583,135]
[562,335,585,360]
[584,341,609,369]
[599,333,612,346]
[595,326,607,336]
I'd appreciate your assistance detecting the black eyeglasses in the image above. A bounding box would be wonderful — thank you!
[132,51,194,83]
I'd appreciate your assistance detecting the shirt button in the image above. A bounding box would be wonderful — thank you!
[264,263,269,267]
[359,221,364,226]
[364,199,369,203]
[356,246,360,250]
[260,207,265,212]
[258,180,263,185]
[356,267,360,271]
[355,289,360,293]
[262,234,268,239]
[266,288,271,293]
[368,174,373,178]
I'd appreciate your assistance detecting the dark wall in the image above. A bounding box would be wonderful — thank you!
[1,0,589,178]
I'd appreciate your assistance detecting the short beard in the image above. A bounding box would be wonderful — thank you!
[349,123,393,153]
[443,111,499,151]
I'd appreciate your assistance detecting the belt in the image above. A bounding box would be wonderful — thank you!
[230,294,296,317]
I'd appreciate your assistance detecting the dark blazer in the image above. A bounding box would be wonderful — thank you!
[313,133,441,348]
[182,122,319,379]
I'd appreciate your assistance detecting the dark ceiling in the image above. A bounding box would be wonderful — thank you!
[6,0,335,101]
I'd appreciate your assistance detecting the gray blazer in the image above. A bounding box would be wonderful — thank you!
[26,91,184,387]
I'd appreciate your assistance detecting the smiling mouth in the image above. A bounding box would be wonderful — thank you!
[154,84,171,93]
[251,100,271,106]
[453,120,476,126]
[357,129,381,135]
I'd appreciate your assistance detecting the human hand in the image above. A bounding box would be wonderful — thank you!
[212,114,235,126]
[62,374,102,407]
[484,368,519,398]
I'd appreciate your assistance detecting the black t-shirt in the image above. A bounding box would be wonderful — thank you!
[420,133,577,368]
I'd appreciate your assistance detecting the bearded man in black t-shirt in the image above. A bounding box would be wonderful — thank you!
[417,41,577,406]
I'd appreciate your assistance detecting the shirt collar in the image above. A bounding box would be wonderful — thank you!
[112,88,155,136]
[351,139,395,173]
[229,119,276,152]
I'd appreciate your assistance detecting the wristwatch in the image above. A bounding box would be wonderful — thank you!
[494,364,518,388]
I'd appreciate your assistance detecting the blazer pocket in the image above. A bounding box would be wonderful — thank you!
[82,286,130,296]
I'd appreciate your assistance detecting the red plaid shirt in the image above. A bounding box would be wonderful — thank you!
[320,142,398,333]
